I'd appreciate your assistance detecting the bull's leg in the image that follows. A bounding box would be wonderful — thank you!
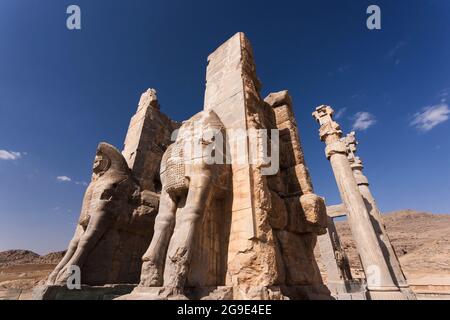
[55,206,113,284]
[140,189,177,287]
[163,173,212,294]
[47,226,83,284]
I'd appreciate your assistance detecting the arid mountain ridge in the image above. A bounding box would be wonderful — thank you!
[335,209,450,275]
[0,250,65,267]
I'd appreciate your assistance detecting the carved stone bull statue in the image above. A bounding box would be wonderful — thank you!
[138,110,230,296]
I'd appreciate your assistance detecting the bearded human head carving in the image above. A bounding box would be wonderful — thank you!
[92,151,110,177]
[93,142,129,176]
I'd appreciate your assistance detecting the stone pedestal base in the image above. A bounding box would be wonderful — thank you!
[400,287,418,300]
[0,289,23,300]
[116,286,233,300]
[32,284,136,300]
[327,280,367,300]
[116,285,332,300]
[367,287,407,300]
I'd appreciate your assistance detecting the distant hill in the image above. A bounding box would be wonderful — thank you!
[0,250,40,266]
[0,250,65,267]
[334,209,450,275]
[36,251,66,265]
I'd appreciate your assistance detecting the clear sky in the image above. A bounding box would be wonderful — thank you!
[0,0,449,254]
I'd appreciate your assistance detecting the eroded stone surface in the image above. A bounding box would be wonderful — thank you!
[203,33,327,293]
[46,143,157,286]
[42,33,333,300]
[44,90,179,288]
[122,89,180,192]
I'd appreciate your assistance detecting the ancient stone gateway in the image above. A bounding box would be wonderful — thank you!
[34,33,410,300]
[121,32,329,300]
[34,90,178,299]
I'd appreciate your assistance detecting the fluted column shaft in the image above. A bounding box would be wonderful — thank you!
[348,153,415,298]
[352,163,408,285]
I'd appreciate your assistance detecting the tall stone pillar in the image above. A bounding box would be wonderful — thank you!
[122,88,179,192]
[202,33,328,299]
[203,32,284,293]
[343,132,416,299]
[312,105,406,300]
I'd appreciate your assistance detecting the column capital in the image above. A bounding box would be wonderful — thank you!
[343,131,367,171]
[312,105,343,141]
[342,131,358,161]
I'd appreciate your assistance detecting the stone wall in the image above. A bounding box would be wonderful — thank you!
[203,32,327,293]
[123,88,180,193]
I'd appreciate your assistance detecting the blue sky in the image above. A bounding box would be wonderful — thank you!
[0,0,449,254]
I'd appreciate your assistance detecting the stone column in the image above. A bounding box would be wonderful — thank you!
[343,132,416,299]
[312,105,406,300]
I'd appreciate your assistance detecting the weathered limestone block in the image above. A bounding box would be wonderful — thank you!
[300,193,327,233]
[265,92,327,234]
[201,33,328,295]
[273,106,292,125]
[122,88,180,192]
[261,90,329,292]
[33,284,135,300]
[281,163,314,195]
[264,91,315,195]
[226,238,284,287]
[204,32,284,288]
[275,118,307,170]
[267,92,306,169]
[283,195,326,235]
[276,231,322,286]
[266,173,286,195]
[232,286,285,300]
[47,143,157,286]
[279,141,303,170]
[268,191,288,230]
[264,90,293,109]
